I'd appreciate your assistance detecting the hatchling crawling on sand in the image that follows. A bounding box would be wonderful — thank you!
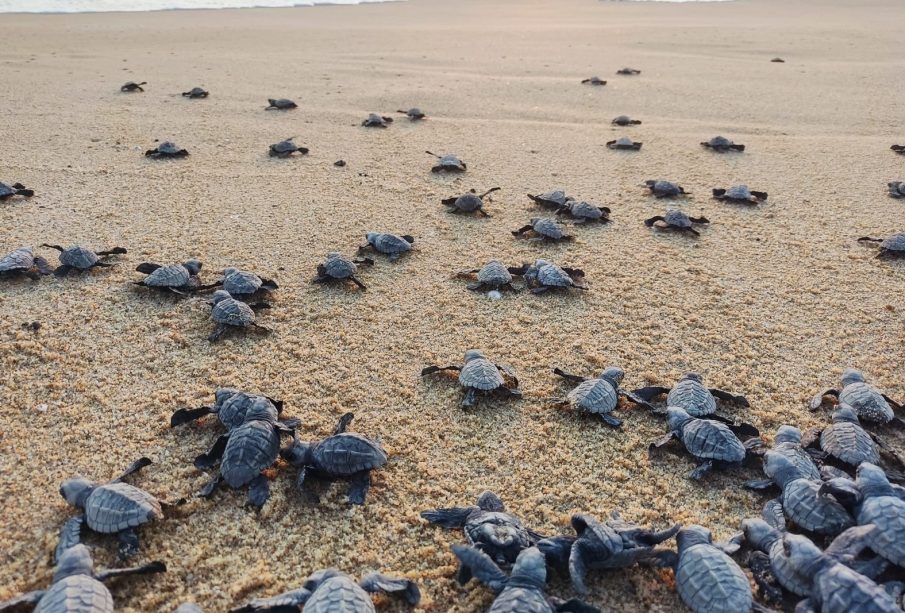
[806,405,882,468]
[452,545,600,613]
[134,259,205,295]
[672,526,754,613]
[456,260,519,293]
[612,115,641,126]
[214,267,278,298]
[743,425,820,491]
[397,107,425,120]
[422,349,522,408]
[229,568,420,613]
[713,185,768,204]
[145,141,188,159]
[281,412,387,505]
[512,218,573,242]
[442,187,500,216]
[181,87,208,98]
[42,243,127,277]
[312,252,372,289]
[887,182,905,198]
[120,81,146,92]
[207,290,271,342]
[555,201,611,223]
[537,512,679,595]
[361,113,393,127]
[0,247,53,279]
[359,232,415,261]
[644,180,687,198]
[527,190,572,209]
[511,259,587,294]
[811,368,905,426]
[427,150,467,172]
[606,137,642,150]
[550,366,655,427]
[268,137,308,157]
[0,181,34,201]
[858,233,905,258]
[265,98,296,110]
[645,209,709,236]
[892,145,905,155]
[617,67,641,75]
[632,372,749,420]
[0,544,165,613]
[701,136,745,152]
[170,388,284,430]
[581,76,606,86]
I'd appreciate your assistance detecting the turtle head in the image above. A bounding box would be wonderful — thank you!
[463,349,486,363]
[211,290,232,305]
[366,232,379,243]
[223,267,238,277]
[599,366,625,387]
[676,525,711,553]
[666,406,693,432]
[511,547,546,587]
[856,462,892,498]
[782,533,828,575]
[762,449,803,489]
[476,490,505,512]
[774,425,802,445]
[681,372,703,383]
[303,568,343,593]
[183,260,202,275]
[281,440,313,466]
[214,387,240,407]
[740,518,780,550]
[832,404,860,424]
[60,477,96,509]
[53,544,94,582]
[529,217,541,225]
[841,368,865,387]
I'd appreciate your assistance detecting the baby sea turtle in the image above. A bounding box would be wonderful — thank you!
[422,491,544,569]
[744,425,820,491]
[512,259,588,294]
[811,368,904,426]
[713,185,768,204]
[456,260,519,293]
[194,400,298,508]
[312,252,373,289]
[606,137,642,150]
[281,412,388,505]
[537,512,679,595]
[645,209,709,236]
[612,115,641,126]
[857,233,905,258]
[360,232,415,261]
[771,57,785,63]
[265,98,296,110]
[422,350,522,408]
[0,246,53,280]
[673,526,751,613]
[120,81,146,92]
[362,113,393,128]
[427,150,467,172]
[171,388,284,429]
[701,136,745,152]
[527,190,572,209]
[892,145,905,155]
[397,107,426,120]
[887,182,905,198]
[57,457,170,560]
[268,137,308,157]
[0,181,34,200]
[581,76,607,86]
[134,259,205,295]
[550,366,655,427]
[512,218,573,242]
[208,290,271,342]
[644,180,686,198]
[216,267,278,298]
[145,141,188,159]
[632,372,749,420]
[181,87,208,98]
[230,569,420,613]
[810,405,881,468]
[0,544,165,613]
[616,67,641,75]
[452,545,600,613]
[442,187,500,217]
[555,201,611,224]
[42,244,127,277]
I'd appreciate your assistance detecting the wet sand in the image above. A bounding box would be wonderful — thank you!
[1,0,904,610]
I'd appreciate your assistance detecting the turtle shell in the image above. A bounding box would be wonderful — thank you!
[650,181,682,197]
[488,588,552,613]
[676,544,752,613]
[311,433,388,476]
[612,115,633,125]
[61,246,100,270]
[724,185,753,200]
[567,377,619,415]
[218,394,277,431]
[707,136,733,148]
[303,575,375,613]
[223,270,263,296]
[535,262,574,288]
[212,297,256,327]
[859,495,905,567]
[566,201,604,220]
[530,218,565,239]
[220,420,280,488]
[269,99,296,109]
[766,538,811,596]
[880,234,905,252]
[781,478,853,535]
[459,357,505,391]
[528,190,570,207]
[839,382,894,423]
[270,140,299,154]
[477,261,512,286]
[322,253,357,279]
[820,422,879,466]
[464,510,533,564]
[611,136,636,147]
[185,87,206,97]
[370,233,412,255]
[811,561,898,612]
[452,193,484,212]
[84,482,162,534]
[35,575,114,613]
[362,113,390,127]
[157,142,183,155]
[144,264,191,288]
[436,154,465,170]
[0,246,35,272]
[667,377,717,416]
[769,442,821,482]
[0,182,15,197]
[679,419,746,462]
[664,209,693,228]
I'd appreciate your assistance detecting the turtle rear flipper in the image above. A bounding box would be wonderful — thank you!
[347,470,371,505]
[359,572,420,605]
[113,457,152,482]
[709,388,749,407]
[170,406,213,427]
[0,590,47,610]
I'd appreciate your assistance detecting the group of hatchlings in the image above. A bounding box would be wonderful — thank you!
[2,75,905,613]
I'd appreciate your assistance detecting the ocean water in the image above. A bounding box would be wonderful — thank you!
[0,0,400,13]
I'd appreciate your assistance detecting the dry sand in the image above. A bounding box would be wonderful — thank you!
[1,0,905,610]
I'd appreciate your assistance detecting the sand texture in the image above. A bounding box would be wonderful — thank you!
[1,0,905,610]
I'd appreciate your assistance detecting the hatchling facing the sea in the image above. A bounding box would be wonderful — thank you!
[632,371,750,421]
[616,67,641,75]
[672,525,751,613]
[581,76,607,86]
[645,209,709,236]
[0,180,34,201]
[512,259,588,294]
[456,260,519,293]
[145,141,188,159]
[606,137,642,150]
[743,425,820,491]
[265,98,296,110]
[803,405,888,470]
[312,252,373,289]
[555,200,611,223]
[0,544,165,613]
[120,81,146,92]
[612,115,641,126]
[361,113,393,127]
[397,107,426,120]
[701,136,745,152]
[887,182,905,198]
[208,290,272,342]
[644,180,687,198]
[42,243,127,277]
[527,190,572,209]
[857,233,905,258]
[0,246,53,280]
[442,187,500,217]
[811,368,905,426]
[427,150,467,172]
[181,86,208,98]
[215,267,279,298]
[713,185,768,204]
[550,366,656,427]
[268,137,308,157]
[134,259,206,295]
[170,388,284,430]
[421,349,522,408]
[891,144,905,155]
[359,232,415,261]
[512,218,574,242]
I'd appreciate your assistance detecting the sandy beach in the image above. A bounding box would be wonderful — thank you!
[1,0,904,610]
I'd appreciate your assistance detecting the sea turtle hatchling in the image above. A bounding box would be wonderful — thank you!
[360,232,415,262]
[229,569,420,613]
[145,141,188,159]
[421,349,522,408]
[181,87,208,98]
[42,244,127,277]
[743,425,820,491]
[606,137,642,150]
[0,544,165,613]
[133,259,206,295]
[857,233,905,258]
[555,200,611,224]
[632,372,750,420]
[550,366,656,427]
[281,412,387,505]
[581,76,607,86]
[170,388,284,430]
[0,181,34,201]
[810,368,905,426]
[120,81,146,92]
[215,267,279,298]
[397,107,426,120]
[442,187,500,217]
[527,190,573,209]
[537,512,679,595]
[701,136,745,152]
[208,290,271,342]
[0,246,53,280]
[427,150,467,172]
[616,67,641,75]
[512,218,574,242]
[808,405,882,468]
[891,145,905,155]
[645,209,709,236]
[511,259,588,294]
[672,526,752,613]
[362,113,393,127]
[644,180,687,198]
[312,252,373,289]
[268,137,308,157]
[713,185,768,204]
[265,98,296,110]
[456,260,519,293]
[887,182,905,198]
[612,115,641,126]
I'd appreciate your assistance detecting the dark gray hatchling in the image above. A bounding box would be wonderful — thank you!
[208,290,271,342]
[887,182,905,199]
[422,491,544,570]
[442,187,500,217]
[451,545,600,613]
[268,137,308,157]
[527,190,573,209]
[312,252,373,289]
[360,232,415,262]
[858,233,905,259]
[0,181,34,200]
[512,218,573,241]
[811,368,904,426]
[893,145,905,155]
[121,81,146,92]
[606,137,642,150]
[0,544,164,613]
[514,259,588,294]
[644,180,687,198]
[422,349,522,408]
[427,150,467,172]
[134,259,205,295]
[456,260,518,293]
[0,247,53,280]
[713,185,768,204]
[229,568,420,613]
[537,512,679,595]
[42,244,127,277]
[673,526,752,613]
[181,87,208,98]
[645,209,709,236]
[555,201,611,224]
[145,141,188,159]
[744,425,821,491]
[612,115,641,126]
[632,372,749,421]
[362,113,393,128]
[616,68,641,75]
[281,412,388,505]
[170,388,284,430]
[265,98,296,110]
[701,136,745,152]
[397,107,426,120]
[218,267,278,298]
[581,76,606,86]
[194,399,298,508]
[550,366,656,427]
[56,458,170,561]
[811,405,881,468]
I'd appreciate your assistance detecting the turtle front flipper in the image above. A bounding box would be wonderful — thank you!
[420,364,460,377]
[247,474,270,508]
[53,264,73,277]
[599,413,622,428]
[113,457,153,482]
[648,431,677,452]
[96,560,165,583]
[0,590,46,611]
[708,388,749,407]
[55,515,85,562]
[688,460,714,480]
[170,405,214,427]
[230,588,312,613]
[195,434,229,469]
[332,412,354,435]
[619,389,656,412]
[450,544,508,593]
[461,387,478,407]
[420,505,475,529]
[631,385,670,402]
[743,478,776,491]
[348,470,371,505]
[116,528,140,559]
[198,474,222,499]
[359,572,421,605]
[208,323,228,342]
[568,541,592,595]
[552,368,586,384]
